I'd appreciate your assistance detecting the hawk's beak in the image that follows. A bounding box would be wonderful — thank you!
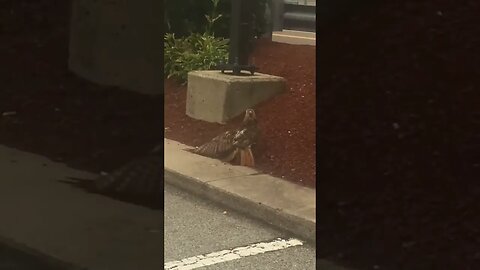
[244,109,256,121]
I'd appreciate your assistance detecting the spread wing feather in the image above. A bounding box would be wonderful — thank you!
[187,109,259,166]
[62,144,163,210]
[233,126,259,149]
[92,154,163,208]
[190,130,237,159]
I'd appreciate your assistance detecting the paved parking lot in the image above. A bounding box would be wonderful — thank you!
[0,144,345,270]
[164,182,316,270]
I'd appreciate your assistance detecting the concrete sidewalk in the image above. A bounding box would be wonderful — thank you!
[0,145,163,270]
[164,138,316,242]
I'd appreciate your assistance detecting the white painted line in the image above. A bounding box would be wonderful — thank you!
[164,238,303,270]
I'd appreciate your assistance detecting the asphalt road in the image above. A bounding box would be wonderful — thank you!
[0,144,342,270]
[164,182,316,270]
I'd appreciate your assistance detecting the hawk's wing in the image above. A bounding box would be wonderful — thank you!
[62,154,163,210]
[233,125,259,149]
[93,155,163,208]
[189,130,237,159]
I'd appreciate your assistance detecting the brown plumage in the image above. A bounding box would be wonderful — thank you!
[63,145,163,210]
[188,109,259,167]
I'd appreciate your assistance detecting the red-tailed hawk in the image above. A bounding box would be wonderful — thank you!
[188,109,259,167]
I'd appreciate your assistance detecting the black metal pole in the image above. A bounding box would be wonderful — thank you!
[229,0,240,71]
[271,0,285,32]
[217,0,256,76]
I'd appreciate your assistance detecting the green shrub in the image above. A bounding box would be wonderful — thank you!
[164,33,229,83]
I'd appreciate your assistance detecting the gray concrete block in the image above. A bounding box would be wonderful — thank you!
[68,0,163,95]
[186,70,286,124]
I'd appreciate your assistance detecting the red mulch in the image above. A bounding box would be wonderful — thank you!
[165,39,316,188]
[0,0,163,173]
[317,1,480,270]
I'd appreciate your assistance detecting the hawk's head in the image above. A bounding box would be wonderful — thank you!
[243,109,256,124]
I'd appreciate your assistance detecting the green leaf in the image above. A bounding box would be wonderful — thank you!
[164,33,229,84]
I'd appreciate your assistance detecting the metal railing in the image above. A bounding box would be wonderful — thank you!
[269,0,316,33]
[285,0,316,6]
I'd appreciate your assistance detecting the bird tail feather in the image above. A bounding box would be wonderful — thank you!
[240,147,255,167]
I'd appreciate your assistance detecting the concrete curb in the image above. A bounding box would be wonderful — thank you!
[164,139,316,242]
[272,30,316,46]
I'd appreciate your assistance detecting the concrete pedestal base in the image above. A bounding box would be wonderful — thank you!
[186,71,286,124]
[68,0,163,95]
